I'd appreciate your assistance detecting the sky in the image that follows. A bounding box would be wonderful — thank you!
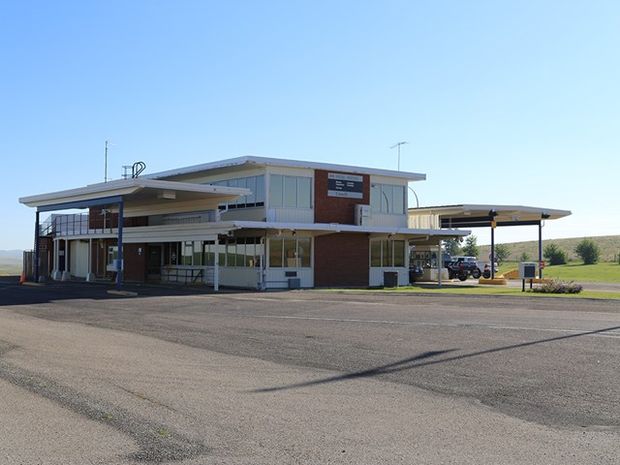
[1,0,618,249]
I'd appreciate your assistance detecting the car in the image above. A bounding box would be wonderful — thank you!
[409,265,424,283]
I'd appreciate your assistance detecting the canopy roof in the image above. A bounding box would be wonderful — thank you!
[409,204,571,228]
[19,178,249,217]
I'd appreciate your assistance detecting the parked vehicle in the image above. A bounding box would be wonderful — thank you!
[409,265,424,283]
[446,260,478,281]
[448,256,497,280]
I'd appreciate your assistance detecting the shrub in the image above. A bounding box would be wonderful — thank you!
[494,244,510,264]
[543,243,567,265]
[575,239,600,265]
[530,280,582,294]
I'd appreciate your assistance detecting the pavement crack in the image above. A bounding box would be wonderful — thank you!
[0,359,208,463]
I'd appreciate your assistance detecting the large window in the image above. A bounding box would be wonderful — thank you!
[370,183,405,215]
[269,175,312,209]
[268,237,312,268]
[370,239,406,267]
[211,175,265,209]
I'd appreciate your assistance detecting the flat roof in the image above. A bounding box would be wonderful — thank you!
[409,204,571,228]
[19,178,249,211]
[146,155,427,182]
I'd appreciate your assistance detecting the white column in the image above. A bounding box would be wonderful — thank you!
[213,237,219,292]
[61,239,70,281]
[52,239,60,280]
[86,238,95,282]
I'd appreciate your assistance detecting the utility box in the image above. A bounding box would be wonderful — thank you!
[354,204,371,226]
[519,262,537,279]
[383,271,399,288]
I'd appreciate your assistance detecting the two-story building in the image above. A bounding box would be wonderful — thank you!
[19,156,468,289]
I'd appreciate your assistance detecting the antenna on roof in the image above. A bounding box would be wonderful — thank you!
[122,161,147,179]
[390,141,408,171]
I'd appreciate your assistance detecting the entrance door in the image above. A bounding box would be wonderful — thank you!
[147,245,162,280]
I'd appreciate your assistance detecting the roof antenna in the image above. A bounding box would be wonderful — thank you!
[390,141,408,171]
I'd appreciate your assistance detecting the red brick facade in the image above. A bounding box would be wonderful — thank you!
[314,170,370,224]
[313,169,371,286]
[314,233,369,287]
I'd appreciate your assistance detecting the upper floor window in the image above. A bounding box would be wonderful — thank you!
[269,175,312,209]
[370,183,405,215]
[211,175,265,209]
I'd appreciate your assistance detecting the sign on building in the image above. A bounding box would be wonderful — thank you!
[327,173,363,199]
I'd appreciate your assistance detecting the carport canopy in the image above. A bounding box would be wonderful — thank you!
[408,204,571,279]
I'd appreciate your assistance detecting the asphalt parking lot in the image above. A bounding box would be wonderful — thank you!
[0,277,619,464]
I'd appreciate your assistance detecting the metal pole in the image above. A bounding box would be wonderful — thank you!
[538,221,543,279]
[34,210,40,282]
[104,140,108,183]
[490,227,496,279]
[214,236,219,292]
[437,240,442,288]
[116,200,124,290]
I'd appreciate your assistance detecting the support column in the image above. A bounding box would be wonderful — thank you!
[34,211,40,282]
[490,226,495,279]
[437,240,442,288]
[61,239,70,281]
[538,221,543,279]
[214,236,219,292]
[86,238,95,282]
[116,199,124,290]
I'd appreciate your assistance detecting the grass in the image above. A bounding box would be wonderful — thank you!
[328,285,620,300]
[0,264,21,276]
[499,261,620,283]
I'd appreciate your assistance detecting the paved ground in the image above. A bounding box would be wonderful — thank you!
[0,277,619,464]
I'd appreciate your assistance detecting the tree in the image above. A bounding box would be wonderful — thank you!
[461,235,479,257]
[494,244,511,264]
[443,238,462,256]
[544,243,567,265]
[519,252,530,262]
[575,239,600,265]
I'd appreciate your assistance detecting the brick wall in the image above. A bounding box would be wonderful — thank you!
[314,233,369,287]
[314,170,370,224]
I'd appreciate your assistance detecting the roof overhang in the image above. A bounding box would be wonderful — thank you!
[409,204,571,228]
[146,155,427,182]
[19,178,249,217]
[219,220,469,244]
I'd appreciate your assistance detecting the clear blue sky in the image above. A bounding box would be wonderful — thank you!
[1,0,618,250]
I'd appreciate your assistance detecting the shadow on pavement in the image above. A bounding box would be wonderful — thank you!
[253,324,620,393]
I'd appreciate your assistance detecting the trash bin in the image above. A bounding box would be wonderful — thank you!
[383,271,399,288]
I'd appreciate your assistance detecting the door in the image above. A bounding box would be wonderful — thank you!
[147,245,162,279]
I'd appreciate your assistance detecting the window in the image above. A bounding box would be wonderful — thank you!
[107,246,118,265]
[370,183,406,215]
[211,175,265,209]
[268,237,312,268]
[269,174,312,209]
[370,239,406,267]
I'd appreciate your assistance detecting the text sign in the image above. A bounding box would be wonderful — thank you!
[327,173,363,199]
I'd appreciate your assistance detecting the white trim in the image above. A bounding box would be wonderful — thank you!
[146,155,426,182]
[409,204,571,220]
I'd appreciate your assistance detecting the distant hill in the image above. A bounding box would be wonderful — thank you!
[479,235,620,262]
[0,250,23,275]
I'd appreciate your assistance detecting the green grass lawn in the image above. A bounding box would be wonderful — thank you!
[499,261,620,283]
[328,285,620,300]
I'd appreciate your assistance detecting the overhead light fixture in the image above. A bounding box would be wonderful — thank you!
[158,190,176,200]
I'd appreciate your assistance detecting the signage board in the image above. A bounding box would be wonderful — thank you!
[327,173,363,199]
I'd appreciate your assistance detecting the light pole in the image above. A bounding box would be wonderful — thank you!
[390,141,408,171]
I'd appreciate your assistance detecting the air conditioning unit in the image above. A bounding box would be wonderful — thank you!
[354,204,371,226]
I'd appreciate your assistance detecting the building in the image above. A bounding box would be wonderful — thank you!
[20,156,470,289]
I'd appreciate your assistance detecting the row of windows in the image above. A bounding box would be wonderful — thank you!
[269,175,312,209]
[268,237,311,268]
[370,239,406,267]
[210,174,406,216]
[370,183,405,215]
[169,238,311,268]
[210,175,265,208]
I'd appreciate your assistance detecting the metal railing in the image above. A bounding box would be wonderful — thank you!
[39,213,116,237]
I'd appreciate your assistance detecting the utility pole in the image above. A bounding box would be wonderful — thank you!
[390,141,408,171]
[104,140,109,183]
